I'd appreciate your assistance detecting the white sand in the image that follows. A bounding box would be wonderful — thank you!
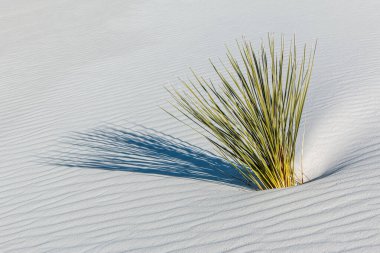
[1,0,380,252]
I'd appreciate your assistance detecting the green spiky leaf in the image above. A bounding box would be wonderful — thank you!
[168,35,316,190]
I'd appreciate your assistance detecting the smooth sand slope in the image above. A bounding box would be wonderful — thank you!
[1,0,380,252]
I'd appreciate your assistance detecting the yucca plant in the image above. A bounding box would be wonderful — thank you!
[167,36,316,190]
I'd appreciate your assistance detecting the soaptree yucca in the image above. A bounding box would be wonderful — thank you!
[168,36,316,190]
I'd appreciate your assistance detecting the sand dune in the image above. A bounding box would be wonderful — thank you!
[1,0,380,252]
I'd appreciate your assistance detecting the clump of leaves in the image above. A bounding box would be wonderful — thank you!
[167,36,316,190]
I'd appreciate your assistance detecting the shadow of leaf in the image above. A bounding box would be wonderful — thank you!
[50,126,252,189]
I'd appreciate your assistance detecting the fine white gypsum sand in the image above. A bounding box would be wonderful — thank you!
[1,0,380,252]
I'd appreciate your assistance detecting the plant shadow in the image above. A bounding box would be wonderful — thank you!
[52,126,251,189]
